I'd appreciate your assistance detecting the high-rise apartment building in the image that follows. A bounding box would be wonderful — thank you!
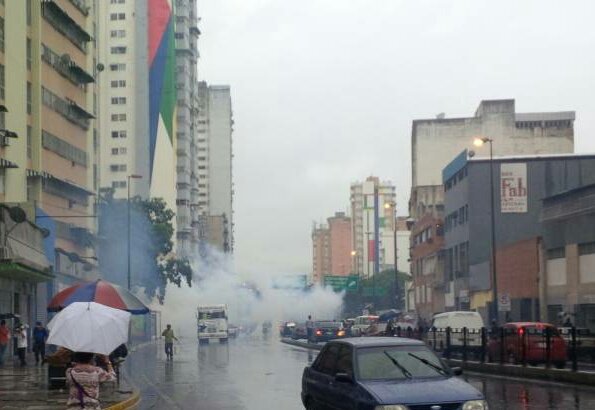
[174,0,200,258]
[0,0,99,318]
[311,212,353,284]
[196,82,234,254]
[350,177,396,278]
[98,0,177,213]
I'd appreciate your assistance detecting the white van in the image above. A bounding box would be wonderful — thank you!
[430,311,484,352]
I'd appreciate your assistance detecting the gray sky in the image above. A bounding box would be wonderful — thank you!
[198,0,595,275]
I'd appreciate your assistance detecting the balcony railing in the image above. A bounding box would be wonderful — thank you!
[41,44,94,85]
[42,1,92,53]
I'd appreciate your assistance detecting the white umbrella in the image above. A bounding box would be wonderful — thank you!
[47,302,131,355]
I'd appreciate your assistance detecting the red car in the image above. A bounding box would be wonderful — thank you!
[488,322,567,368]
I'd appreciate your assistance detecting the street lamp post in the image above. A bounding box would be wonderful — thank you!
[127,174,142,290]
[385,202,399,309]
[473,137,498,323]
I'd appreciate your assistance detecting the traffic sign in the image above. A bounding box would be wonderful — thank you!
[498,293,511,312]
[323,275,359,292]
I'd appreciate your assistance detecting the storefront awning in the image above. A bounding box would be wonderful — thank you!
[0,259,54,283]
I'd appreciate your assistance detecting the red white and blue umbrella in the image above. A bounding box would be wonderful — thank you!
[47,280,149,315]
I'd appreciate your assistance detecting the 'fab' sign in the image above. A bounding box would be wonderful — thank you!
[500,163,528,213]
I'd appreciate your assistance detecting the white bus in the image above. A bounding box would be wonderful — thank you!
[197,304,229,344]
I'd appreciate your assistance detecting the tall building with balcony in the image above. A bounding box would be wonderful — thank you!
[98,0,177,214]
[350,177,397,278]
[0,0,99,317]
[195,82,234,254]
[174,0,200,258]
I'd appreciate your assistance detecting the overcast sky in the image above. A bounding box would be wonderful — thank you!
[198,0,595,275]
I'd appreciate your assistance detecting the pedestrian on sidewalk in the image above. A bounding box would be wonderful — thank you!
[66,352,116,410]
[162,324,178,360]
[32,321,49,365]
[16,324,28,366]
[0,320,10,366]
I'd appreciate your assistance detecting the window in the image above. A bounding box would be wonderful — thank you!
[112,181,126,188]
[111,148,119,155]
[110,164,127,172]
[111,97,127,105]
[111,114,126,121]
[110,63,126,71]
[0,64,4,100]
[27,126,32,159]
[313,344,339,376]
[0,17,4,53]
[111,80,126,88]
[547,247,565,260]
[110,13,126,21]
[579,242,595,283]
[335,345,353,376]
[110,30,126,39]
[111,0,125,3]
[111,130,127,138]
[110,46,127,54]
[26,0,31,25]
[119,147,127,154]
[26,38,32,70]
[26,82,31,114]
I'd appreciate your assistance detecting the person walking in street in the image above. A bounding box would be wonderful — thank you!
[16,324,28,366]
[162,324,178,360]
[32,321,48,365]
[66,352,116,410]
[306,315,314,342]
[0,320,10,366]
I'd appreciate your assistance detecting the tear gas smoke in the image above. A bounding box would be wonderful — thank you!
[148,247,344,338]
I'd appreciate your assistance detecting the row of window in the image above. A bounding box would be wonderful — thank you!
[41,87,90,130]
[110,164,127,172]
[111,46,127,54]
[445,205,468,232]
[111,147,127,155]
[445,166,468,191]
[110,30,126,38]
[444,242,469,281]
[515,120,572,129]
[111,113,126,122]
[110,13,126,21]
[547,242,595,260]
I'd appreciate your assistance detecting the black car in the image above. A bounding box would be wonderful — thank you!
[302,337,487,410]
[309,321,346,343]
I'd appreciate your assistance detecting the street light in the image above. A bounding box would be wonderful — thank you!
[472,136,498,322]
[385,201,399,309]
[127,174,142,290]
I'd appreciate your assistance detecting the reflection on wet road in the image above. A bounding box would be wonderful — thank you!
[125,333,595,410]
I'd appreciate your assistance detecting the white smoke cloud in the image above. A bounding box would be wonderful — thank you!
[147,248,344,338]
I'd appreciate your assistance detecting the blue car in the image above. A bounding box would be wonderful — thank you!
[301,337,487,410]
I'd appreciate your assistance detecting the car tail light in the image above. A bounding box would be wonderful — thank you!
[518,327,525,336]
[337,330,346,337]
[315,329,322,336]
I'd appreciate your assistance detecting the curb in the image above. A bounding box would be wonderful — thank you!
[281,338,323,351]
[105,390,141,410]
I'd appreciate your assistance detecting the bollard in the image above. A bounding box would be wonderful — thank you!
[521,326,527,367]
[481,327,486,363]
[445,327,452,360]
[462,327,468,362]
[499,327,505,365]
[571,326,578,372]
[545,326,551,369]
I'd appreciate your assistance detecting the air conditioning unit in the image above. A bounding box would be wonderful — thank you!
[0,246,12,260]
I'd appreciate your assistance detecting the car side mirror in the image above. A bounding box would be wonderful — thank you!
[451,367,463,376]
[335,372,354,383]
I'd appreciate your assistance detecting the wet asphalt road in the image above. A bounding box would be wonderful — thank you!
[125,334,595,410]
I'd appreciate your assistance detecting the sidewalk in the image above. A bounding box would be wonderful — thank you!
[0,353,138,410]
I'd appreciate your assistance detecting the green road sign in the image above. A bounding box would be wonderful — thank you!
[362,286,388,297]
[324,275,359,292]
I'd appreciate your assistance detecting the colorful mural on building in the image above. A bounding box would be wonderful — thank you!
[148,0,177,213]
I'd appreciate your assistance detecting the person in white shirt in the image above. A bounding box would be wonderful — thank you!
[16,324,28,366]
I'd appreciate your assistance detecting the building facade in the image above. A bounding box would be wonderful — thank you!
[195,82,234,254]
[350,176,396,278]
[98,0,177,215]
[542,183,595,330]
[311,224,330,285]
[174,0,200,258]
[311,212,353,284]
[442,152,595,323]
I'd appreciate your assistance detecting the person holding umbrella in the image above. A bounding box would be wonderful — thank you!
[66,352,115,410]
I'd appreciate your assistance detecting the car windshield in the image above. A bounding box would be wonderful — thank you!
[356,345,448,381]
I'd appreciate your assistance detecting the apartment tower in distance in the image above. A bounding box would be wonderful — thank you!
[98,0,177,213]
[196,82,234,255]
[0,0,100,321]
[311,212,353,284]
[174,0,201,258]
[350,177,397,278]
